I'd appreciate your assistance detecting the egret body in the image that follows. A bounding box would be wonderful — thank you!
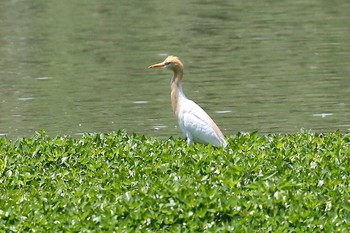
[148,56,228,148]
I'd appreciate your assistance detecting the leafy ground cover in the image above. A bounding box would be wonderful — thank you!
[0,130,350,232]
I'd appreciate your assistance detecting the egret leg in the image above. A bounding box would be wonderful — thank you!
[186,133,193,145]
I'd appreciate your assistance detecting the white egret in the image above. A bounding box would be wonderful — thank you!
[148,56,228,147]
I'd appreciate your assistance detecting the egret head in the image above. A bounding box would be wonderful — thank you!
[148,56,184,72]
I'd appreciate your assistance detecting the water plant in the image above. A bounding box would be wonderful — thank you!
[1,130,350,232]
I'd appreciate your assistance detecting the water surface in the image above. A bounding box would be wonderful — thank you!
[0,0,349,138]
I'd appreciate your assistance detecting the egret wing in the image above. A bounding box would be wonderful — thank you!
[180,100,223,147]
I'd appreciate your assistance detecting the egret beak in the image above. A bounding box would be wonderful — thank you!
[148,62,165,68]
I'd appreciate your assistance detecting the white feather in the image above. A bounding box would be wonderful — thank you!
[178,95,227,147]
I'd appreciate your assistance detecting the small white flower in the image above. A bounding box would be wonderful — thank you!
[325,201,332,211]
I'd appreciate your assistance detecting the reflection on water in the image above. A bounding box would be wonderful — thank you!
[0,0,349,138]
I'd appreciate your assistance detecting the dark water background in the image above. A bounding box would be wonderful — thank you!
[1,0,349,138]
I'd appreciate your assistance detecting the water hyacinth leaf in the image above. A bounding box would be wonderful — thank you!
[0,131,350,232]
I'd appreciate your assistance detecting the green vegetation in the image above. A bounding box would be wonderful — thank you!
[1,130,350,232]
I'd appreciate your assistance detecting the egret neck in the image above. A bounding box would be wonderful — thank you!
[170,66,185,116]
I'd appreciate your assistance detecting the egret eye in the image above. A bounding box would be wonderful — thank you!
[164,62,171,66]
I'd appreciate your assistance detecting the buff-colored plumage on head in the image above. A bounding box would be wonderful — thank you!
[149,56,185,115]
[148,56,184,75]
[162,56,184,72]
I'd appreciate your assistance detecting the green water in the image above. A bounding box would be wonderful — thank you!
[0,0,349,138]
